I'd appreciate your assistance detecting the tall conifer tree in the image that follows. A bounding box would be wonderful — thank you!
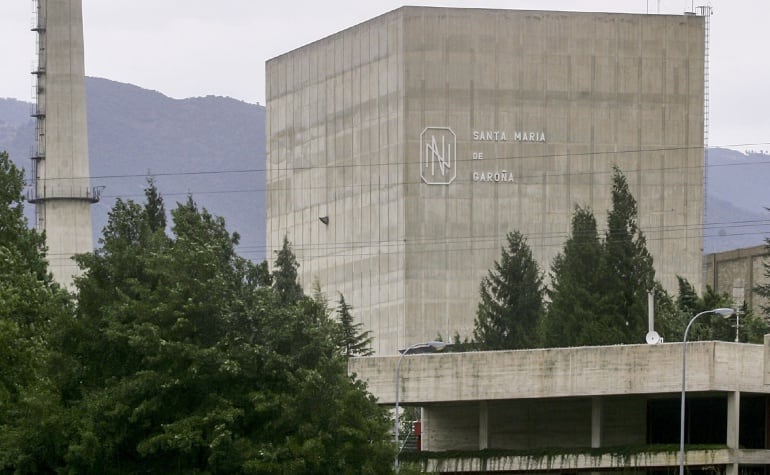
[541,206,604,347]
[272,236,303,304]
[597,167,656,344]
[336,293,373,357]
[473,231,544,350]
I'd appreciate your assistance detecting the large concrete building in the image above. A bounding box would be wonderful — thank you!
[349,340,770,473]
[266,7,706,354]
[29,0,98,288]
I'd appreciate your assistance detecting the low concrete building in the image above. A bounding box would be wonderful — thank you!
[704,245,769,316]
[349,340,770,473]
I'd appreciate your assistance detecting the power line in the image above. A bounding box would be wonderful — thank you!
[20,142,770,184]
[47,214,770,259]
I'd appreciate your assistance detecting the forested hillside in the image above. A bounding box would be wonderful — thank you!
[0,78,266,260]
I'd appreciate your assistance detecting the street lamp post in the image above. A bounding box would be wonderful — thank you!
[394,340,448,473]
[679,307,735,475]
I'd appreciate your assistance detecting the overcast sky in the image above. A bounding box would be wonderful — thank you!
[0,0,767,149]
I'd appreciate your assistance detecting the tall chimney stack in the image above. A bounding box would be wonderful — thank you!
[30,0,99,288]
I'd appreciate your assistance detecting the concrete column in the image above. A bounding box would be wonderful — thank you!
[591,397,603,448]
[479,401,489,450]
[726,391,740,475]
[421,407,432,452]
[764,335,770,385]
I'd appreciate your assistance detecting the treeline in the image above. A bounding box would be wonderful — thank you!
[466,167,769,351]
[0,152,390,474]
[3,148,769,471]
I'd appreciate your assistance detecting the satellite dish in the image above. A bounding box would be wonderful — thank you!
[645,331,661,345]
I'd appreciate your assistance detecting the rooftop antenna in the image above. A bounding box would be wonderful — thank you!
[646,290,662,344]
[645,1,660,14]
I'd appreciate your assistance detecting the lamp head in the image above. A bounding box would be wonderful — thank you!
[399,340,450,354]
[425,340,448,351]
[711,308,735,318]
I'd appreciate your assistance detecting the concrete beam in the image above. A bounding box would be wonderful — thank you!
[421,448,746,473]
[350,342,768,405]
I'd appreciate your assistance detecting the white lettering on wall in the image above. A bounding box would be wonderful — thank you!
[472,170,515,183]
[474,130,546,142]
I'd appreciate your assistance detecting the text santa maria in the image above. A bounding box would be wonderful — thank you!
[472,130,546,142]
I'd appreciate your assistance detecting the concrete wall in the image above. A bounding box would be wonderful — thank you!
[704,245,769,316]
[422,404,479,451]
[267,7,705,355]
[488,398,592,449]
[400,8,704,353]
[266,9,407,354]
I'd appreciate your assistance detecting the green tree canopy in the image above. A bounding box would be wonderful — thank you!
[272,235,304,305]
[538,168,677,348]
[336,292,374,357]
[2,184,392,473]
[473,231,544,350]
[0,151,73,472]
[673,276,767,343]
[596,167,656,344]
[540,206,604,347]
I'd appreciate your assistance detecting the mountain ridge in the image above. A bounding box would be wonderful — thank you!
[1,80,768,260]
[0,77,266,261]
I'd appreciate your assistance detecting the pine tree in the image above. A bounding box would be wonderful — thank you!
[473,231,544,350]
[336,293,373,357]
[540,206,604,347]
[272,236,304,305]
[597,167,656,344]
[676,275,699,315]
[143,177,166,232]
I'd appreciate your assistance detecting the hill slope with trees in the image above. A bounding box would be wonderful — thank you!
[0,77,266,261]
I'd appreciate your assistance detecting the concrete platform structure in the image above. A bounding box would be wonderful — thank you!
[266,7,706,355]
[349,340,770,473]
[29,0,98,288]
[704,245,770,316]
